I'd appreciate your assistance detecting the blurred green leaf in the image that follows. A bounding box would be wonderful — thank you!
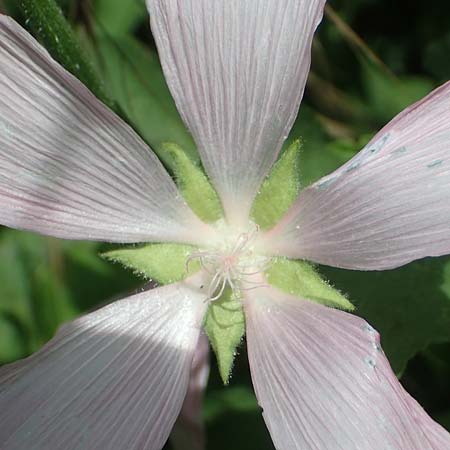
[204,384,274,450]
[0,233,34,331]
[0,231,76,356]
[82,30,197,166]
[436,411,450,431]
[16,0,114,109]
[0,316,26,363]
[32,262,76,342]
[62,241,140,313]
[288,106,353,186]
[204,386,259,422]
[321,257,450,376]
[411,343,450,414]
[425,32,450,82]
[0,230,140,363]
[91,0,147,36]
[361,59,434,124]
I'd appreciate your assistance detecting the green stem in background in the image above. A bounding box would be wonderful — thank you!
[324,5,395,80]
[14,0,152,150]
[17,0,115,111]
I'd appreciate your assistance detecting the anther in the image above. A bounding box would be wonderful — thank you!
[186,223,270,303]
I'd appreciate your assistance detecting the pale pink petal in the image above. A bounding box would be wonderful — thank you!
[0,275,208,450]
[147,0,326,224]
[171,333,210,450]
[265,81,450,269]
[0,16,210,245]
[244,284,450,450]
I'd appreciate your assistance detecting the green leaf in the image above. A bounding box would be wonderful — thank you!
[204,288,245,385]
[91,0,147,36]
[102,243,199,285]
[437,411,450,431]
[82,31,197,166]
[161,142,223,223]
[321,257,450,375]
[0,230,78,357]
[251,140,301,229]
[266,258,354,311]
[204,381,273,450]
[287,106,353,186]
[0,316,26,363]
[204,386,259,422]
[361,58,434,125]
[16,236,77,344]
[32,263,76,341]
[0,234,34,331]
[62,241,140,313]
[424,31,450,82]
[17,0,113,109]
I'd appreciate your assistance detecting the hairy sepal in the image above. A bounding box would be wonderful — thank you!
[161,142,223,223]
[103,242,246,385]
[101,138,349,384]
[266,258,354,311]
[204,288,245,385]
[102,243,199,284]
[251,140,302,229]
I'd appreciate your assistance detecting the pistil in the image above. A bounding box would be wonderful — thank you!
[186,223,271,302]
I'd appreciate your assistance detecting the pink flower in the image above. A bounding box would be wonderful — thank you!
[0,1,449,449]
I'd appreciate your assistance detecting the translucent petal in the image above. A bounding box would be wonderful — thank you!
[244,285,450,450]
[0,276,208,450]
[179,333,210,425]
[147,0,326,224]
[0,16,209,245]
[266,81,450,269]
[171,333,209,450]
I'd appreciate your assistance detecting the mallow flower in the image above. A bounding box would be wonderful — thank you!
[0,1,450,449]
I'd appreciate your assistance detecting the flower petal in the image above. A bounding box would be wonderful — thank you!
[147,0,325,223]
[171,333,210,450]
[244,285,450,450]
[0,275,208,450]
[264,81,450,269]
[0,16,209,245]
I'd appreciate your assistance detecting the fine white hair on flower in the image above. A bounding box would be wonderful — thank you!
[0,1,449,450]
[186,222,270,302]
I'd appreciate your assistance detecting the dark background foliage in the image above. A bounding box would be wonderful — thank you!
[0,0,449,448]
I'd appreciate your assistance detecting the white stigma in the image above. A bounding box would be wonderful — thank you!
[187,221,270,302]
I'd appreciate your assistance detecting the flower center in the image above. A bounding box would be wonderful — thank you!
[187,221,270,301]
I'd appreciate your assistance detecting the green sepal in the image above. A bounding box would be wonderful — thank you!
[101,243,199,285]
[251,140,302,229]
[266,258,355,311]
[17,0,114,110]
[204,288,245,385]
[161,142,223,223]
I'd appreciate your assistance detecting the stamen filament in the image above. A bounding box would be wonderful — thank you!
[186,223,271,302]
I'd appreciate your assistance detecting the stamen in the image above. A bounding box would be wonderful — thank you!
[186,223,271,302]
